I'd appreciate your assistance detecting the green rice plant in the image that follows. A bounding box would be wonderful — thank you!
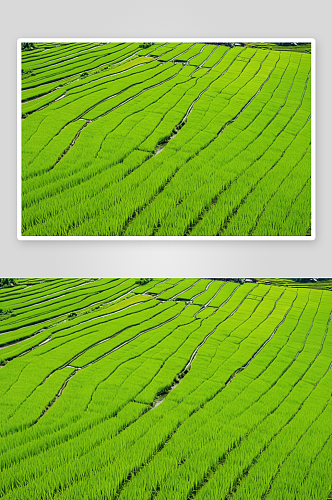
[21,42,312,235]
[174,43,206,62]
[1,280,330,500]
[144,278,185,295]
[192,280,225,306]
[203,45,230,67]
[157,279,200,300]
[175,279,212,301]
[187,45,216,67]
[159,43,196,62]
[148,43,182,57]
[22,44,139,89]
[21,69,195,216]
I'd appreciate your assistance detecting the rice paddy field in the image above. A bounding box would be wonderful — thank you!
[20,41,313,237]
[1,277,331,499]
[257,278,332,290]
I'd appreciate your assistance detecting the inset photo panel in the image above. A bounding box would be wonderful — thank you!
[18,39,315,239]
[1,277,332,499]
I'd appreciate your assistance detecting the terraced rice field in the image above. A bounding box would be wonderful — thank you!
[1,278,331,499]
[20,41,313,237]
[257,278,332,290]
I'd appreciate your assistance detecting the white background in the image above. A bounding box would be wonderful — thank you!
[1,0,331,277]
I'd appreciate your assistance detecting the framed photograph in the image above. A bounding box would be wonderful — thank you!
[18,39,315,239]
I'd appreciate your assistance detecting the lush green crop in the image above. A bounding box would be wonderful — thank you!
[257,278,332,290]
[20,42,312,236]
[0,278,331,499]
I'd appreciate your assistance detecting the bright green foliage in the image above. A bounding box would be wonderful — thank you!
[21,42,312,236]
[257,278,332,290]
[0,278,331,499]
